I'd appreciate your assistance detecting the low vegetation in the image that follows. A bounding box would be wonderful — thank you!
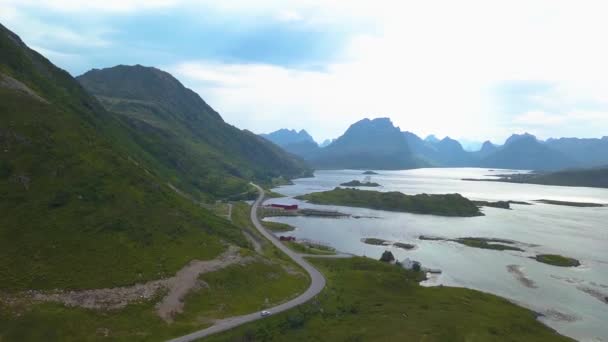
[202,257,572,342]
[284,241,336,256]
[534,254,581,267]
[340,180,380,187]
[0,200,310,341]
[0,257,308,342]
[262,220,296,232]
[296,188,483,217]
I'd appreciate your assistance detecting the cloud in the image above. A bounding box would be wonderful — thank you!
[0,0,178,13]
[3,0,608,141]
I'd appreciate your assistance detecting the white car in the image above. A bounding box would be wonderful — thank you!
[260,310,271,317]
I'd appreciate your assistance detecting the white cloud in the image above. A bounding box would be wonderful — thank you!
[167,0,608,142]
[4,0,608,141]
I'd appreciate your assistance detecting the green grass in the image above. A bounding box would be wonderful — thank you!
[284,242,335,255]
[0,258,309,342]
[0,87,247,291]
[296,188,483,217]
[178,261,308,321]
[534,254,580,267]
[265,190,286,198]
[262,220,295,232]
[202,257,572,342]
[0,199,310,341]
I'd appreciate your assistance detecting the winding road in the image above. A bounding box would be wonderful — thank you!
[168,183,327,342]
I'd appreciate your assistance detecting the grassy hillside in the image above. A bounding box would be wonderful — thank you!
[0,23,248,290]
[0,258,308,342]
[203,257,571,342]
[296,188,483,217]
[77,65,311,201]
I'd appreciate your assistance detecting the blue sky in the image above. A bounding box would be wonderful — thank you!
[1,0,607,145]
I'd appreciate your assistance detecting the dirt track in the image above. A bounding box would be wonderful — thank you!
[29,246,254,321]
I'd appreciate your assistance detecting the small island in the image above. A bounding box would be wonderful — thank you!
[419,236,523,252]
[455,237,523,251]
[296,188,483,217]
[340,180,380,187]
[361,238,391,246]
[362,238,416,250]
[393,242,416,250]
[534,254,580,267]
[362,170,378,175]
[535,199,605,208]
[473,200,512,210]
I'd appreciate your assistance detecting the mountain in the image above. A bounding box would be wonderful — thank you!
[473,141,498,159]
[504,132,537,146]
[0,24,246,290]
[311,118,422,169]
[260,128,315,146]
[480,134,575,171]
[545,137,608,168]
[434,137,475,166]
[259,128,321,160]
[404,132,474,167]
[403,131,440,166]
[425,135,440,144]
[458,138,484,152]
[78,65,310,200]
[320,139,334,147]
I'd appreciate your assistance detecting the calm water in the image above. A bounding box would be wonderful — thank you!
[267,168,608,342]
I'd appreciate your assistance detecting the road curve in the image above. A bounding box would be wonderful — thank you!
[168,184,326,342]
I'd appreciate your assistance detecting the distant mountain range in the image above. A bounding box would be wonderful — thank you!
[262,118,423,170]
[262,122,608,171]
[259,128,321,161]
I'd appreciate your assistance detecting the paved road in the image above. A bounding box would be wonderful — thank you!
[168,183,327,342]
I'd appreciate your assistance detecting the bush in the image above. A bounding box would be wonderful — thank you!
[379,250,395,263]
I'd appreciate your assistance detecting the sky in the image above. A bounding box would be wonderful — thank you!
[1,0,608,146]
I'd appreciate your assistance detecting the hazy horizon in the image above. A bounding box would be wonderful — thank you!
[3,0,607,143]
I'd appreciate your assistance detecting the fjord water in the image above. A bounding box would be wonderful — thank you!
[268,168,608,341]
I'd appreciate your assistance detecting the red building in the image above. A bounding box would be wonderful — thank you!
[270,204,298,210]
[279,236,296,242]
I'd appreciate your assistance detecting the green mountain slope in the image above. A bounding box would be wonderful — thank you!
[77,65,311,201]
[0,23,246,291]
